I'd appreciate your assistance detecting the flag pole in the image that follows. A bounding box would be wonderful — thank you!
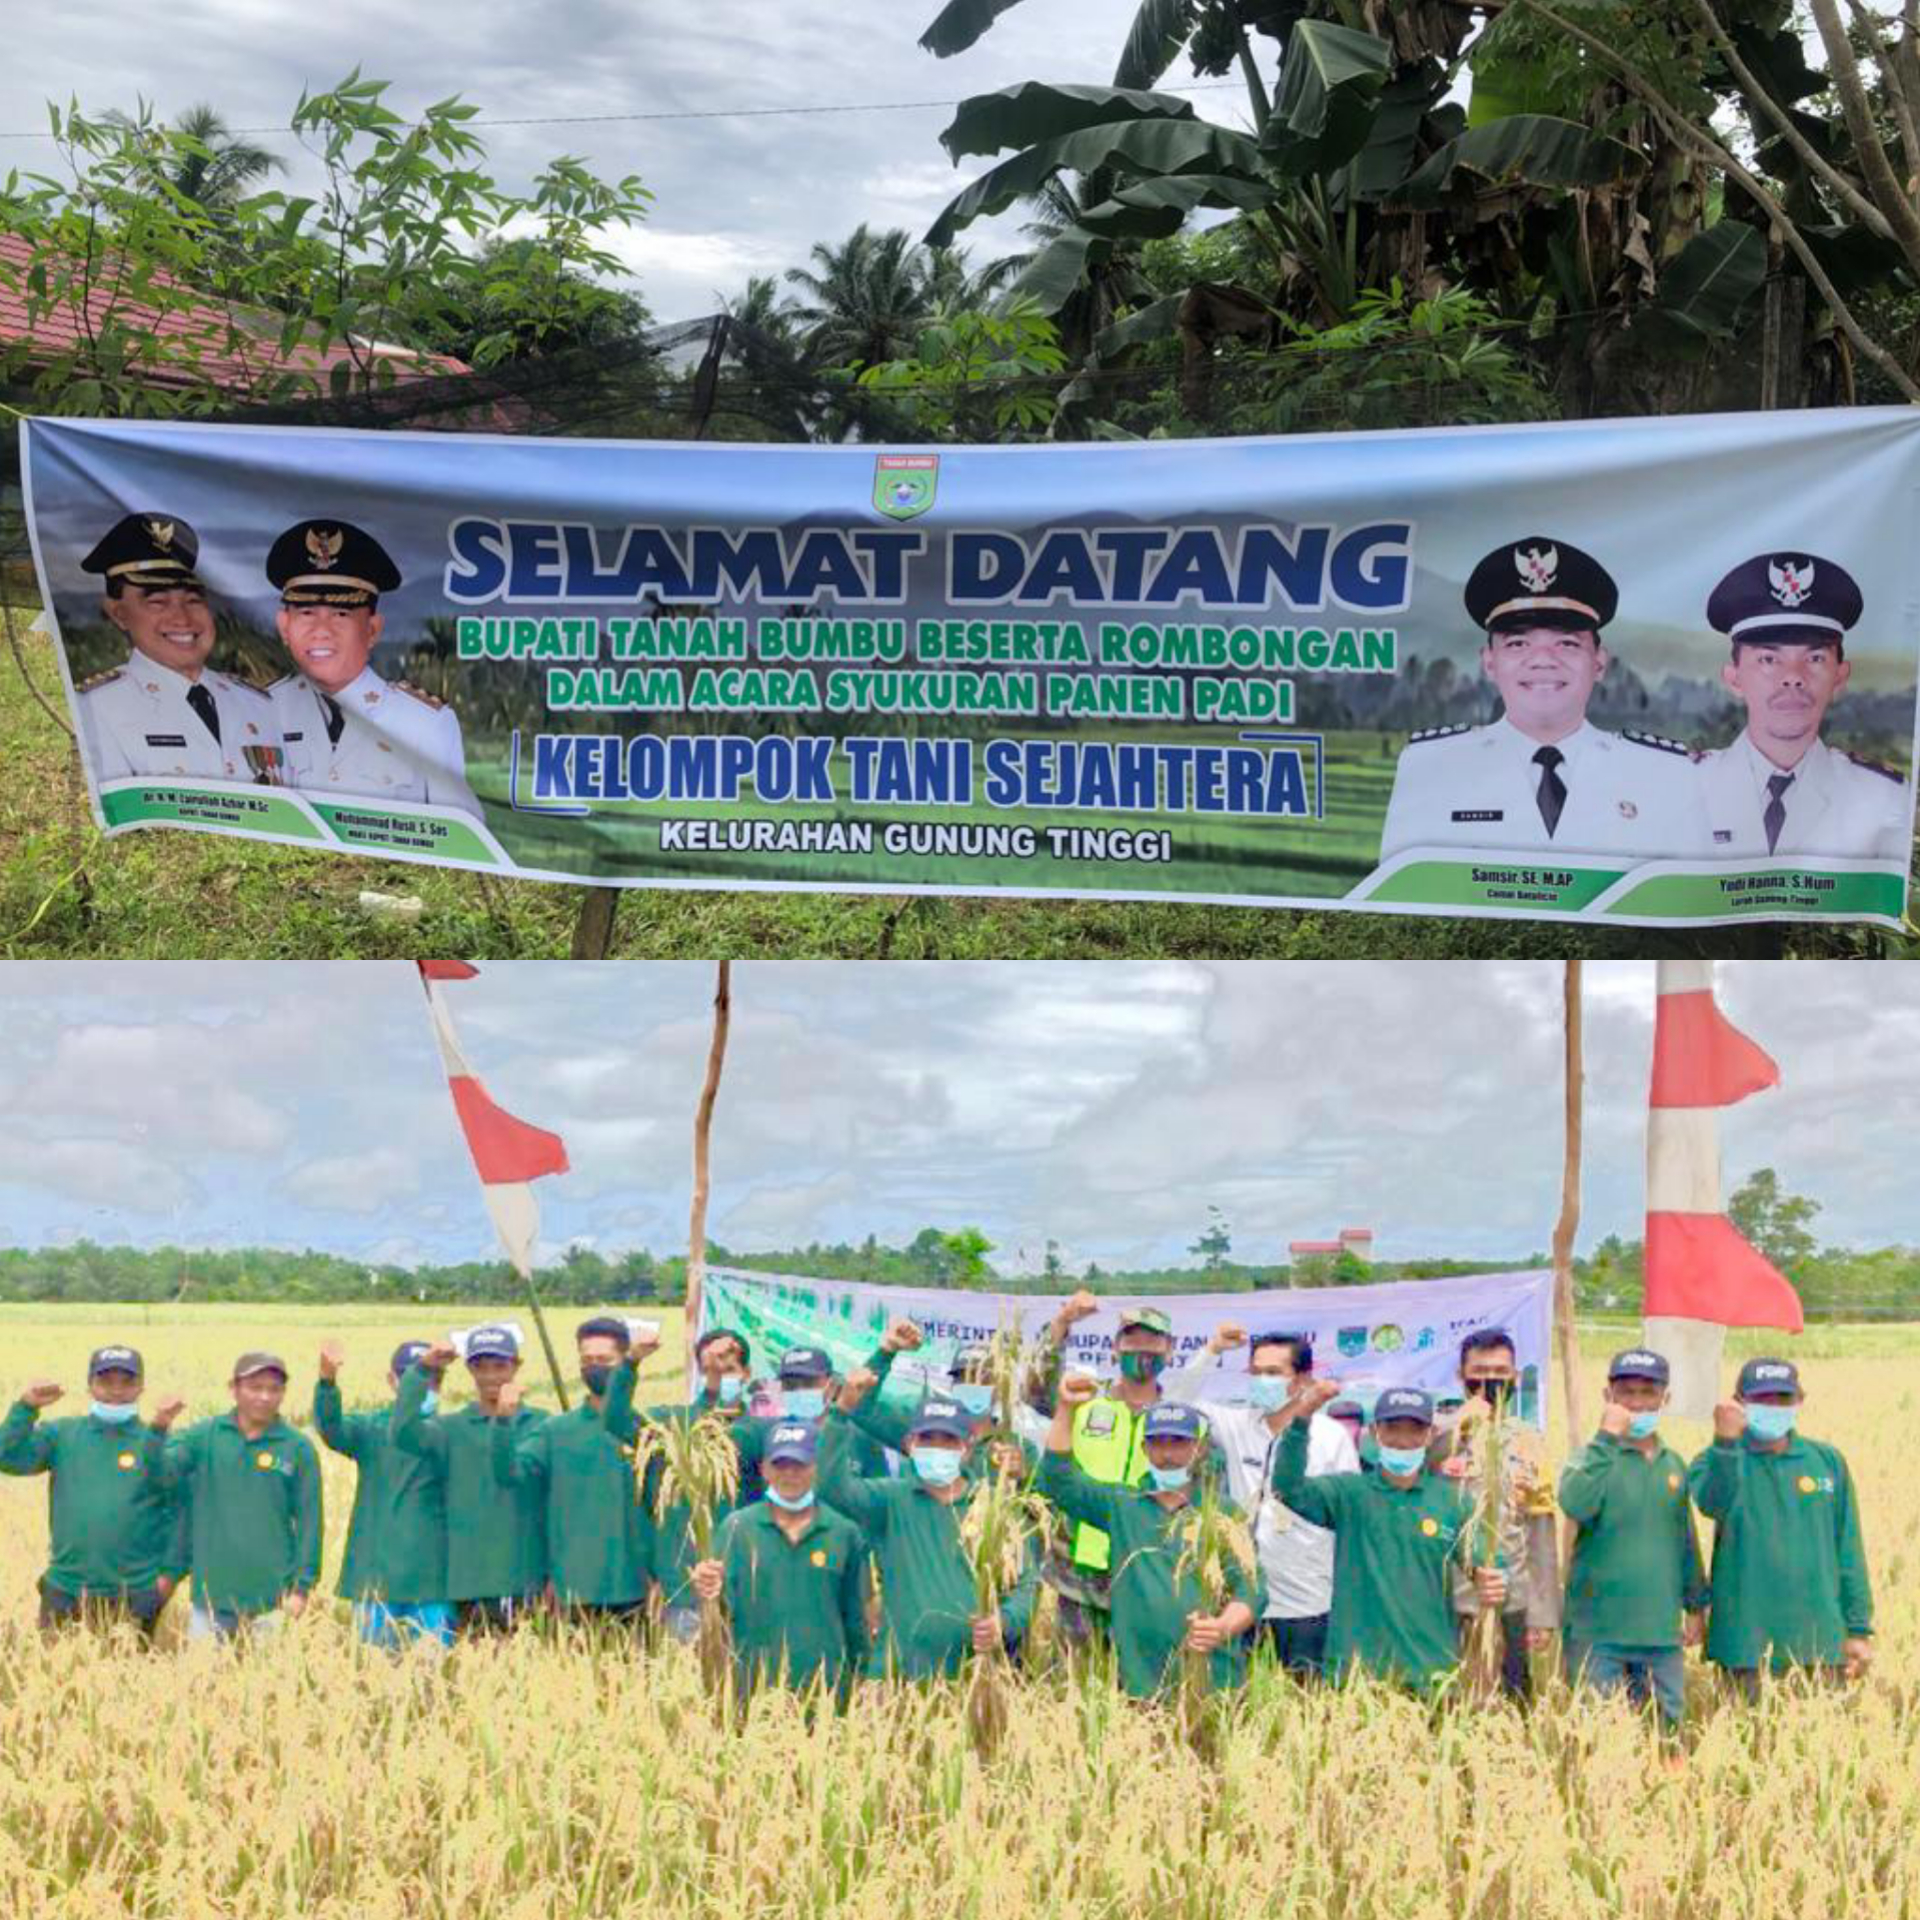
[685,961,733,1396]
[1552,961,1588,1444]
[517,1256,571,1412]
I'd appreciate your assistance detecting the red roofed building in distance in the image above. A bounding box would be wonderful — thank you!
[1287,1227,1375,1259]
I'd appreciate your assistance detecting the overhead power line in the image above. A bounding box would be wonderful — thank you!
[0,80,1247,142]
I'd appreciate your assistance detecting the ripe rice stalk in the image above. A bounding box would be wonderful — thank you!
[1171,1474,1257,1761]
[957,1447,1058,1756]
[1463,1400,1510,1705]
[631,1410,740,1693]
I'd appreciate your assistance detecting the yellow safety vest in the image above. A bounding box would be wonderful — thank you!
[1068,1393,1153,1572]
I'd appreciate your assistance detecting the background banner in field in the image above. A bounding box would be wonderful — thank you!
[701,1265,1555,1426]
[24,409,1920,926]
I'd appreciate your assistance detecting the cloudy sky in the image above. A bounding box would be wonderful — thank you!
[0,962,1912,1273]
[10,0,1248,322]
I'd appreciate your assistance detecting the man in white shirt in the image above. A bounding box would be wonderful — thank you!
[73,512,283,785]
[1695,552,1909,862]
[1380,536,1708,861]
[263,518,482,820]
[1158,1321,1359,1677]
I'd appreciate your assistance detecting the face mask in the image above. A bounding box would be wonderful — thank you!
[782,1388,826,1420]
[1247,1375,1291,1412]
[950,1382,994,1417]
[1376,1443,1427,1478]
[1626,1411,1660,1440]
[1464,1378,1514,1406]
[580,1365,613,1398]
[1744,1403,1798,1441]
[766,1486,815,1512]
[913,1450,964,1486]
[1147,1464,1190,1492]
[418,1390,440,1417]
[714,1375,746,1407]
[1119,1351,1167,1384]
[90,1399,138,1425]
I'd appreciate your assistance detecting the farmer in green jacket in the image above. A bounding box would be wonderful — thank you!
[1557,1349,1708,1730]
[313,1338,452,1650]
[846,1322,1039,1477]
[394,1325,547,1635]
[817,1389,1035,1678]
[1273,1378,1507,1693]
[1039,1378,1258,1700]
[149,1350,323,1642]
[493,1317,653,1626]
[1691,1357,1873,1700]
[602,1325,767,1644]
[0,1345,184,1636]
[691,1420,869,1702]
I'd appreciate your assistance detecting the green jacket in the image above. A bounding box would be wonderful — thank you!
[493,1401,652,1606]
[1271,1420,1483,1691]
[1689,1434,1873,1671]
[601,1358,766,1607]
[150,1414,323,1616]
[390,1367,546,1603]
[818,1409,1036,1678]
[1037,1451,1258,1699]
[312,1379,447,1606]
[1557,1430,1709,1649]
[0,1402,181,1596]
[713,1497,870,1697]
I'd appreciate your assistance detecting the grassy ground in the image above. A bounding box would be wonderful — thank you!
[3,620,1907,957]
[0,1304,1910,1919]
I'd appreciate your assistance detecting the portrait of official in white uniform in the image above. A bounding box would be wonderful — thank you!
[1379,537,1707,863]
[1694,553,1909,863]
[72,513,283,786]
[263,518,482,821]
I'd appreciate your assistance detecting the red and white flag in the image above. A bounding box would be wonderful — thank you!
[418,961,569,1274]
[1643,960,1801,1416]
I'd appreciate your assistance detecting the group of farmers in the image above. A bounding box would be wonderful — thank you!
[0,1292,1872,1734]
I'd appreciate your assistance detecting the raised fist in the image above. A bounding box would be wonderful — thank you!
[1712,1400,1748,1441]
[1292,1376,1342,1416]
[21,1380,63,1410]
[880,1320,924,1355]
[1059,1372,1101,1408]
[1209,1322,1248,1354]
[421,1342,460,1373]
[837,1368,879,1411]
[150,1396,187,1432]
[318,1340,347,1381]
[1054,1291,1100,1330]
[1598,1401,1634,1438]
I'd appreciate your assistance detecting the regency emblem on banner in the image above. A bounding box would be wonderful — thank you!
[873,453,939,521]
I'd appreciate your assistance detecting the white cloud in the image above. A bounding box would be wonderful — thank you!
[281,1148,422,1215]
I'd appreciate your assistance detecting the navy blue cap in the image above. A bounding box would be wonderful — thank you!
[88,1345,143,1379]
[908,1396,974,1441]
[1374,1387,1435,1426]
[390,1341,434,1379]
[1325,1398,1364,1421]
[266,518,402,607]
[949,1343,993,1378]
[764,1421,818,1465]
[777,1346,833,1380]
[1142,1403,1205,1443]
[1736,1356,1801,1398]
[464,1325,520,1364]
[81,513,203,588]
[1607,1348,1669,1384]
[1708,553,1862,653]
[1466,537,1617,635]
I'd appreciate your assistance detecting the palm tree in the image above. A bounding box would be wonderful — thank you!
[783,224,939,371]
[103,102,283,213]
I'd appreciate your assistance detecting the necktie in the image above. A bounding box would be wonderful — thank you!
[322,694,346,747]
[1764,771,1794,854]
[185,683,221,745]
[1532,745,1567,838]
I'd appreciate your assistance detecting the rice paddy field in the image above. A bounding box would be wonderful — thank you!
[0,1302,1912,1920]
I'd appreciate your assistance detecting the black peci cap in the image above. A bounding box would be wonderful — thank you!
[1465,537,1618,636]
[81,514,204,590]
[266,520,402,608]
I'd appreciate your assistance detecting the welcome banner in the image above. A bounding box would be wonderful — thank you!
[24,409,1920,926]
[700,1265,1556,1427]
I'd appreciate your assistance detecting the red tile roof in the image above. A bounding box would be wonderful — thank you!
[0,231,471,398]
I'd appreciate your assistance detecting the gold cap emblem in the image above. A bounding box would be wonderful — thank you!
[144,518,175,551]
[305,527,344,570]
